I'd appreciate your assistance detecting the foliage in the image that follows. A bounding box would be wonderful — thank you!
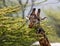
[0,13,59,46]
[0,15,37,46]
[0,5,21,15]
[43,9,60,42]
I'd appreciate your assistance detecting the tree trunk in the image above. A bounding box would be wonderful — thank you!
[2,0,7,7]
[22,8,25,19]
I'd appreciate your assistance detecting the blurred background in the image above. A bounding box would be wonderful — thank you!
[0,0,60,46]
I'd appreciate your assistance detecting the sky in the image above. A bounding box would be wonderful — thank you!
[10,0,60,17]
[12,0,60,9]
[11,0,60,4]
[11,0,60,7]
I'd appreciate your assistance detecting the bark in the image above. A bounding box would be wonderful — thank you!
[28,0,35,15]
[2,0,7,7]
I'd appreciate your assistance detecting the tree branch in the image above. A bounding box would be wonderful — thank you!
[18,0,22,5]
[24,0,28,7]
[28,0,35,15]
[34,0,48,5]
[24,0,29,10]
[41,1,60,9]
[42,1,60,6]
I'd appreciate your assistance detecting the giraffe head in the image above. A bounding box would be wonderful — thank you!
[29,8,41,28]
[29,8,36,28]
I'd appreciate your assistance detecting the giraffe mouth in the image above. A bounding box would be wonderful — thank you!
[29,23,34,28]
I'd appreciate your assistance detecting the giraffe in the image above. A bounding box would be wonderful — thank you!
[28,8,51,46]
